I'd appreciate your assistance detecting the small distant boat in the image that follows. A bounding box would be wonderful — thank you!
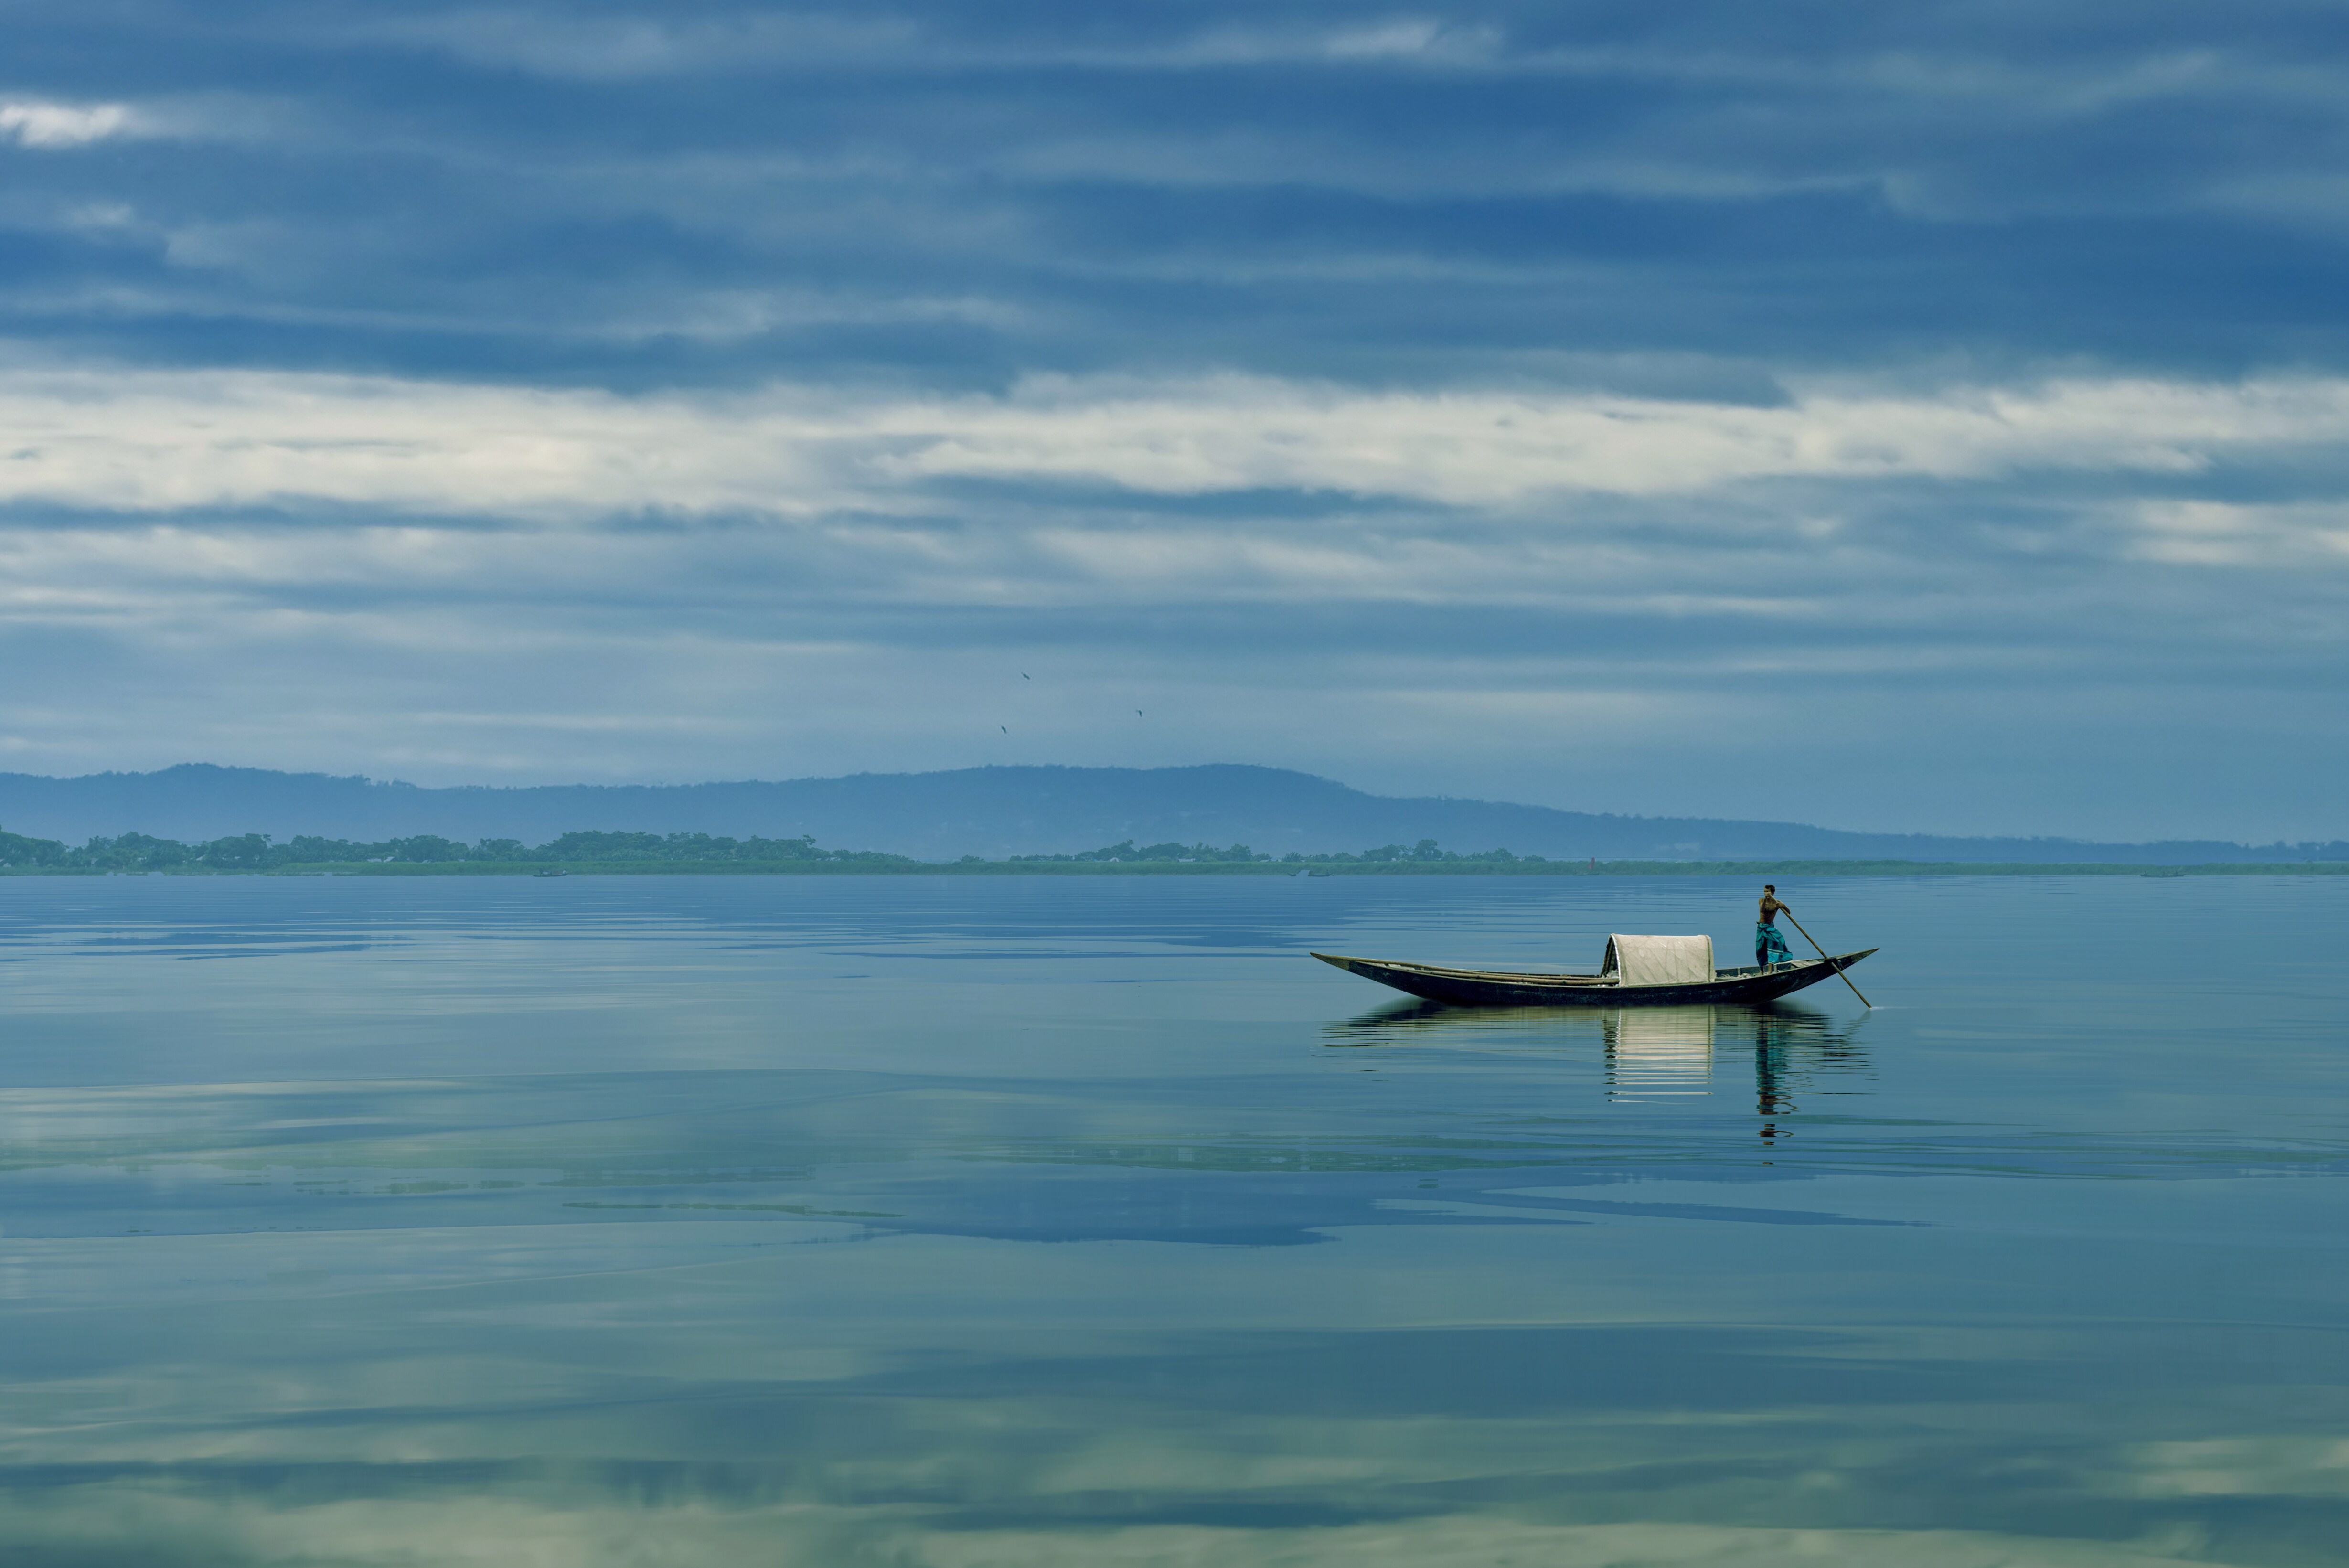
[1313,933,1876,1008]
[533,868,569,878]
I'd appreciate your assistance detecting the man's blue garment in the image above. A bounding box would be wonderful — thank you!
[1756,922,1793,967]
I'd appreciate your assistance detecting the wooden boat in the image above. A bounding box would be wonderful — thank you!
[1312,936,1876,1008]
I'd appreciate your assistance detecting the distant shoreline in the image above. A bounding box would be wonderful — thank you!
[7,764,2342,867]
[12,859,2346,878]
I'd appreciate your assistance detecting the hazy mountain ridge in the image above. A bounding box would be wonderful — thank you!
[0,764,2337,865]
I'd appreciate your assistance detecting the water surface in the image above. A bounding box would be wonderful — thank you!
[0,875,2342,1566]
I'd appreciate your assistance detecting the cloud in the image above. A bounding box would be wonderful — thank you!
[0,100,139,148]
[0,365,2344,523]
[2128,501,2349,566]
[356,8,1509,79]
[0,1489,2246,1568]
[874,374,2349,505]
[2116,1435,2349,1498]
[352,8,922,79]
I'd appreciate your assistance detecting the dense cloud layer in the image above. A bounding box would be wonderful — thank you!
[0,1,2345,836]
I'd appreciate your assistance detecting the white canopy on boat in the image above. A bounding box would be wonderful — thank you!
[1601,934,1715,986]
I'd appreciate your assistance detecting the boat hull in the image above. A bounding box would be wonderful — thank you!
[1311,948,1877,1007]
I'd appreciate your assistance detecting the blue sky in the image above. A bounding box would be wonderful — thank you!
[1,0,2347,839]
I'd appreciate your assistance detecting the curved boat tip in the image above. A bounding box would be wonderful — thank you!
[1310,951,1362,973]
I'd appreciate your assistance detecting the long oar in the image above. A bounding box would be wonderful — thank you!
[1780,911,1873,1008]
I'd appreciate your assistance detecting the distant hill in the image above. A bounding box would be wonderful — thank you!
[0,763,2339,865]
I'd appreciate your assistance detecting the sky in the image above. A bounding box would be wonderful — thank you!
[1,0,2347,841]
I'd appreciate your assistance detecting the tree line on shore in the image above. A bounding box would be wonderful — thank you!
[0,828,913,871]
[1006,838,1538,865]
[0,827,1543,872]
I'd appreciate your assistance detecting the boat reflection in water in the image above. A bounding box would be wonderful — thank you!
[1602,1007,1715,1102]
[1326,1000,1870,1140]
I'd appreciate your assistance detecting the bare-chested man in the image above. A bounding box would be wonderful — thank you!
[1757,884,1794,969]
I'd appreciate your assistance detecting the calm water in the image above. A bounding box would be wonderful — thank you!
[0,875,2343,1567]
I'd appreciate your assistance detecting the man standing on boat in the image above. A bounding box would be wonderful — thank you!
[1757,885,1794,969]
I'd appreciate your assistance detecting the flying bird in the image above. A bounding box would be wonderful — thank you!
[1021,673,1030,680]
[1001,726,1007,733]
[1136,709,1142,717]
